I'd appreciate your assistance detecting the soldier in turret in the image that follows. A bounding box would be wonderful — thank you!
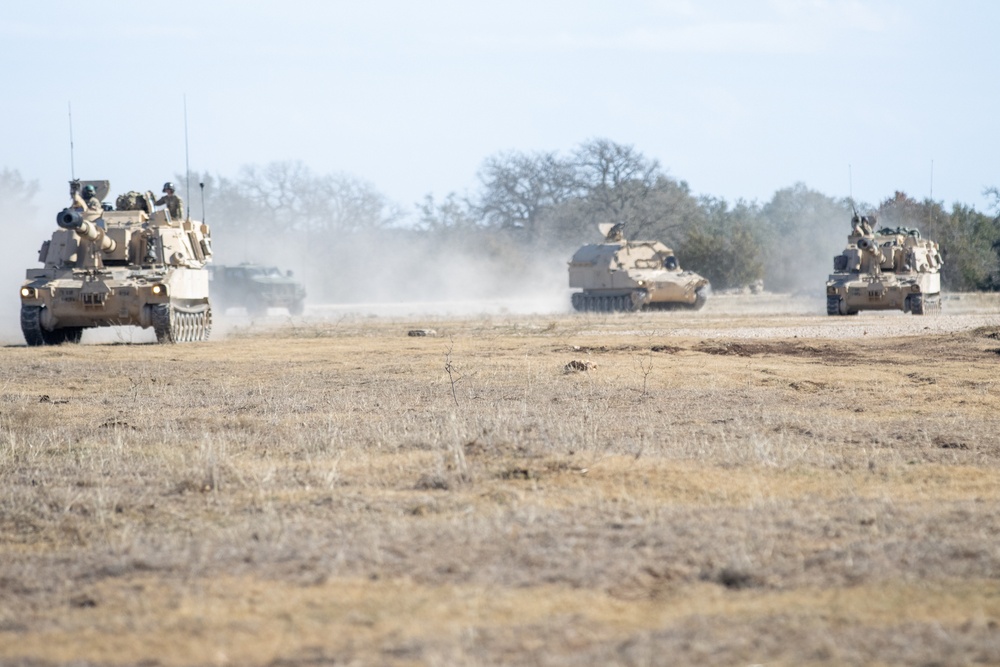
[154,182,185,220]
[70,181,103,224]
[850,213,874,238]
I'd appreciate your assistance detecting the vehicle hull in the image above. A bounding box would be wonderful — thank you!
[568,235,709,313]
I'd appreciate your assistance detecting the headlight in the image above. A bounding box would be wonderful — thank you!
[151,284,168,296]
[20,287,35,299]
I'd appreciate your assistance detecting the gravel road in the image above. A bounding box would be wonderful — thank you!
[605,293,1000,340]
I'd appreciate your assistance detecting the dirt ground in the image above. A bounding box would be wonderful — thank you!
[2,294,1000,666]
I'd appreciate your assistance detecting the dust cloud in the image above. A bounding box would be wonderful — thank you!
[729,201,852,300]
[215,228,574,319]
[0,205,50,346]
[782,218,847,298]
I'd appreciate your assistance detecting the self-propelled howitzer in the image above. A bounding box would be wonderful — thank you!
[568,223,710,312]
[825,215,943,316]
[20,180,214,345]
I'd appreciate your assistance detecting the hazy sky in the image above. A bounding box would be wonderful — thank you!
[2,0,997,219]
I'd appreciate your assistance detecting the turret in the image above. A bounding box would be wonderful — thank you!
[855,235,884,274]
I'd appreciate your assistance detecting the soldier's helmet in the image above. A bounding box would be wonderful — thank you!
[162,182,175,193]
[82,185,96,197]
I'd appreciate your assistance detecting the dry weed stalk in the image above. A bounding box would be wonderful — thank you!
[635,347,654,399]
[444,336,461,407]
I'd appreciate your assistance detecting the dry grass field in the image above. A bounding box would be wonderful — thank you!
[2,294,1000,666]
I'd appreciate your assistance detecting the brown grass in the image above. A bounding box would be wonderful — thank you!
[2,308,1000,666]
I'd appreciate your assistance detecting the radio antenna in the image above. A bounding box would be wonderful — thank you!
[929,159,934,201]
[199,181,206,224]
[184,94,191,221]
[68,102,75,180]
[928,159,934,229]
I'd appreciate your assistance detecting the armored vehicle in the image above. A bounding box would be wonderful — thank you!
[208,263,306,316]
[19,180,213,345]
[569,223,710,312]
[826,214,943,316]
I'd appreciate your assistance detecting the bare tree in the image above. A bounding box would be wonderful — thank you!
[573,139,658,220]
[230,161,400,235]
[237,161,315,231]
[314,173,402,234]
[469,140,704,247]
[570,139,694,239]
[418,193,478,234]
[474,150,578,240]
[986,186,1000,212]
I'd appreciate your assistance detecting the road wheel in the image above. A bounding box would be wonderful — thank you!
[152,303,176,343]
[20,306,81,346]
[21,305,46,346]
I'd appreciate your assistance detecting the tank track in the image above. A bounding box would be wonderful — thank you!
[572,285,710,313]
[906,293,941,316]
[20,305,83,346]
[826,295,841,316]
[826,296,859,316]
[571,292,640,313]
[151,303,212,343]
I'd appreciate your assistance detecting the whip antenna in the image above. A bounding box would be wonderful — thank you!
[929,159,934,201]
[929,159,934,228]
[68,102,75,180]
[184,94,191,221]
[200,181,206,224]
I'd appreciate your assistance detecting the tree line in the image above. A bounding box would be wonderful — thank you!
[4,141,1000,295]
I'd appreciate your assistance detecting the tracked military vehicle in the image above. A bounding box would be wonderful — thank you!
[19,180,213,345]
[826,214,942,316]
[568,223,710,312]
[208,263,306,316]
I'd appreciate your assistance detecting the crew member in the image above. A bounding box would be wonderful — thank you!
[155,182,185,220]
[70,182,103,224]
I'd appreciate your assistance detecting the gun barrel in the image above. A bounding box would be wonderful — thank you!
[856,236,884,264]
[55,208,116,253]
[56,208,83,230]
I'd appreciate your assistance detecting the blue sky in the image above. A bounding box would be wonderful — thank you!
[2,0,997,220]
